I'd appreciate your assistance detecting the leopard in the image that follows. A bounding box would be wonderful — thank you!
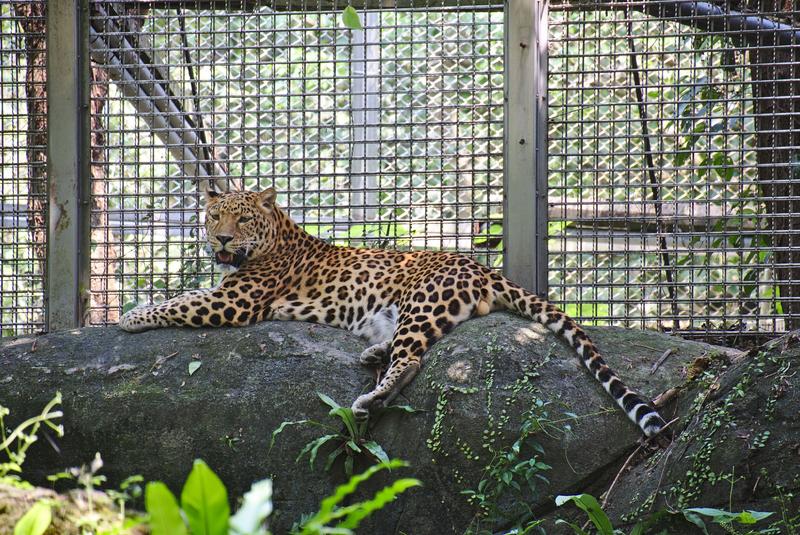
[120,187,667,438]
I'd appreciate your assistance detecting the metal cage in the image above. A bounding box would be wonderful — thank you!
[1,0,798,343]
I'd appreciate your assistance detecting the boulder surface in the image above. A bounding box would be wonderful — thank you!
[0,314,742,533]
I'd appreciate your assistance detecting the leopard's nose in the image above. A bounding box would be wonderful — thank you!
[218,235,233,246]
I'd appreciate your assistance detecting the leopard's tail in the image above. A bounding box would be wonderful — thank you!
[492,277,666,438]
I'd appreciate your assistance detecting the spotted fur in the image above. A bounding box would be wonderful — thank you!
[120,188,666,437]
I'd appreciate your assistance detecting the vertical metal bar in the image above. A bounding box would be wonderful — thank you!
[350,11,381,225]
[46,0,90,330]
[503,0,548,292]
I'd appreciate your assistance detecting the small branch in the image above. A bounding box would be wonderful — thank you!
[177,8,214,178]
[649,348,674,375]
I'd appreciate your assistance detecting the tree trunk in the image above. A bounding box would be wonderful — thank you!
[88,66,120,324]
[747,3,800,329]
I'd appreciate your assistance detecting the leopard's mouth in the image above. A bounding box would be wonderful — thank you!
[214,250,247,267]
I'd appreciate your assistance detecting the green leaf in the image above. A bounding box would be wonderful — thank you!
[381,404,422,415]
[188,361,202,376]
[330,408,359,440]
[319,459,409,520]
[325,448,345,472]
[681,510,710,535]
[555,494,614,535]
[181,459,230,535]
[229,479,273,535]
[145,482,188,535]
[736,510,773,523]
[317,392,342,411]
[362,441,390,465]
[269,419,309,451]
[344,455,354,476]
[683,507,773,526]
[342,5,362,29]
[554,519,590,535]
[296,435,339,467]
[14,501,51,535]
[337,478,421,529]
[317,393,360,439]
[299,459,413,534]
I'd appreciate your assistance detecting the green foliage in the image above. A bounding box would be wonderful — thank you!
[682,508,774,534]
[13,501,52,535]
[141,457,418,535]
[341,6,362,30]
[270,392,416,476]
[182,460,231,535]
[45,452,145,534]
[1,393,64,487]
[463,401,553,531]
[555,494,616,535]
[146,460,272,535]
[1,395,62,534]
[146,482,188,535]
[556,493,775,535]
[294,459,420,535]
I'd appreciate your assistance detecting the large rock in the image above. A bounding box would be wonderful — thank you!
[577,331,800,534]
[1,314,723,533]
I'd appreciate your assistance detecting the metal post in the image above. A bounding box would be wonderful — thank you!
[46,0,91,330]
[503,0,548,293]
[349,11,381,224]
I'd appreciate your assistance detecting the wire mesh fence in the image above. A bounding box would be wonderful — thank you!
[86,0,505,325]
[0,1,47,337]
[1,0,799,342]
[548,1,800,339]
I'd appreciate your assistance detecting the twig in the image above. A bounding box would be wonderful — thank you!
[653,387,679,408]
[625,12,678,330]
[649,446,673,513]
[600,417,678,513]
[177,8,213,178]
[649,348,674,375]
[151,351,179,372]
[600,444,644,511]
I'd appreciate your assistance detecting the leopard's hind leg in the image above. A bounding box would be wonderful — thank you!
[352,281,482,420]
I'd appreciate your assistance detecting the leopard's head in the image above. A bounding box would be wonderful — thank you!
[204,187,278,268]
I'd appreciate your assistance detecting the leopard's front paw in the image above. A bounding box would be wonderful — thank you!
[352,393,385,422]
[358,341,390,367]
[119,306,154,333]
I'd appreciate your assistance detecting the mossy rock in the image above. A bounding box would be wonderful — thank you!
[1,314,732,533]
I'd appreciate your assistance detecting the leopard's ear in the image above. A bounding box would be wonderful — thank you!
[258,187,277,208]
[204,183,221,202]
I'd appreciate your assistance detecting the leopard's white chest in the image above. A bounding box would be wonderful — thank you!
[352,305,398,345]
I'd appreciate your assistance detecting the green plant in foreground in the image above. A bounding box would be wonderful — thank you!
[47,453,145,534]
[555,493,774,535]
[271,392,417,475]
[2,393,63,535]
[1,392,64,487]
[145,458,419,535]
[463,400,554,533]
[14,501,52,535]
[293,459,421,535]
[146,459,231,535]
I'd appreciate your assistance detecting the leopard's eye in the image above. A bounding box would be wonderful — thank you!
[239,215,252,224]
[207,212,219,221]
